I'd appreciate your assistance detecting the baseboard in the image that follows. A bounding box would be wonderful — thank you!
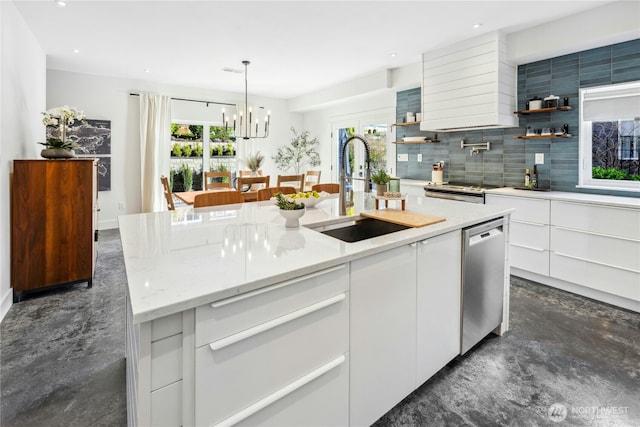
[0,289,13,323]
[511,268,640,313]
[99,219,119,230]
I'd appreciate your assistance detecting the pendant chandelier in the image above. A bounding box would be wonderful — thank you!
[222,60,270,140]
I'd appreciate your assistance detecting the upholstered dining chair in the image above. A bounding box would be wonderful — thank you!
[193,190,244,208]
[256,186,297,201]
[303,170,321,191]
[237,175,270,202]
[311,183,340,194]
[276,174,304,192]
[160,175,175,210]
[204,171,232,190]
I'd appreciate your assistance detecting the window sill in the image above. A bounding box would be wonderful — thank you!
[576,184,640,193]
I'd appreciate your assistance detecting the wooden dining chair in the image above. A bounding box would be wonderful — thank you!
[193,190,244,208]
[237,175,270,202]
[276,174,304,192]
[312,183,340,194]
[256,186,297,201]
[160,175,175,210]
[204,171,232,190]
[303,170,321,191]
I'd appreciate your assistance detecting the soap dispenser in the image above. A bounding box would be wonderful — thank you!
[532,165,538,188]
[525,168,531,187]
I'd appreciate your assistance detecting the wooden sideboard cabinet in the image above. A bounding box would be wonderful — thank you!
[11,159,98,301]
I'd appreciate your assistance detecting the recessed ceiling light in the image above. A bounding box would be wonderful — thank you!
[56,1,67,7]
[72,49,80,54]
[473,23,482,29]
[390,53,398,58]
[144,69,150,73]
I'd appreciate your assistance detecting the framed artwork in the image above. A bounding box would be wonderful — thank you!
[47,119,112,191]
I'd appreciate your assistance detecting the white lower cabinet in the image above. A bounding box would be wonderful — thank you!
[416,230,462,385]
[195,265,349,427]
[350,243,417,427]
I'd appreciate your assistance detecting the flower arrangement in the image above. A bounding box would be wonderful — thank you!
[275,192,305,210]
[244,151,265,172]
[40,105,86,150]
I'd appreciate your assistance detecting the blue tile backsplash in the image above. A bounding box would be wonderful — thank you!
[395,38,640,197]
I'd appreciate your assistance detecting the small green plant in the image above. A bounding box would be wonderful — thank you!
[226,142,234,156]
[371,169,391,185]
[181,163,193,191]
[275,192,305,210]
[216,144,224,156]
[171,142,183,157]
[592,166,628,180]
[195,142,203,157]
[182,144,193,157]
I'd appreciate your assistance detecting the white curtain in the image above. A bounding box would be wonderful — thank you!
[139,93,172,213]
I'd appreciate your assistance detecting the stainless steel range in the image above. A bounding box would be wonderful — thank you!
[423,182,501,204]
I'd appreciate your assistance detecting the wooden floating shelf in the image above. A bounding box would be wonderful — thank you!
[393,140,439,144]
[515,106,573,115]
[514,134,572,140]
[392,121,421,127]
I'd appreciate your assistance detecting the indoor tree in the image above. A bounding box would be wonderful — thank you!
[272,127,321,174]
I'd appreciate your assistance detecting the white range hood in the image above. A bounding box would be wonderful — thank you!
[420,31,519,132]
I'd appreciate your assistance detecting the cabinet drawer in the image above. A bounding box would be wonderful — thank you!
[551,227,640,272]
[151,334,182,391]
[550,252,640,301]
[511,221,549,250]
[232,355,348,427]
[195,292,348,426]
[551,201,640,239]
[150,380,182,427]
[511,245,549,276]
[195,264,348,348]
[486,194,549,223]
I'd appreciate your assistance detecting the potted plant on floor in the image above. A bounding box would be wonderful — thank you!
[371,169,391,196]
[272,127,321,174]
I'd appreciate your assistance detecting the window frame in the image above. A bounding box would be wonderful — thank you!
[578,81,640,193]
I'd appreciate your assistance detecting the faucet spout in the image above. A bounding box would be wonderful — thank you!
[339,135,371,216]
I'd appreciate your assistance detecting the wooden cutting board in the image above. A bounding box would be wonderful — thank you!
[360,209,446,228]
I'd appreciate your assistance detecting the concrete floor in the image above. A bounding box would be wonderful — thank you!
[1,229,639,426]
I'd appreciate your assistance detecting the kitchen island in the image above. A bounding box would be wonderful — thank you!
[119,193,513,427]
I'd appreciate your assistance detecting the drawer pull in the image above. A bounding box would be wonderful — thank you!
[553,226,640,243]
[512,243,546,252]
[211,354,346,427]
[553,252,640,274]
[208,293,346,351]
[210,264,346,308]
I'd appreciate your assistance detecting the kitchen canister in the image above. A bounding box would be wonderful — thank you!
[431,162,444,184]
[529,96,542,110]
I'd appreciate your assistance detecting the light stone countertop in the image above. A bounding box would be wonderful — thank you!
[118,193,512,324]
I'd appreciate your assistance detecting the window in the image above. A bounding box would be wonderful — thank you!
[579,81,640,192]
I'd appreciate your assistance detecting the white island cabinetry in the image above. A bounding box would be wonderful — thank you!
[350,244,417,427]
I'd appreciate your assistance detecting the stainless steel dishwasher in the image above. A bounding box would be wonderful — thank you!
[461,218,505,354]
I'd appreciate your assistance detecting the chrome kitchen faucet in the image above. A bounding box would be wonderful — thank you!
[339,135,371,216]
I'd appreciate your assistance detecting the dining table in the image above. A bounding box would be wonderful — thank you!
[173,188,258,205]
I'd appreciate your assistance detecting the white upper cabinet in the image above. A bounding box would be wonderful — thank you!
[420,31,519,131]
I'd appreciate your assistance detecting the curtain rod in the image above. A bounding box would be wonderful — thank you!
[129,93,235,107]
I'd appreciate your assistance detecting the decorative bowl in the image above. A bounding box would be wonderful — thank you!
[279,207,306,228]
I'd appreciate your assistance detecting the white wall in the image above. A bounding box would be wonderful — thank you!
[47,70,303,229]
[0,1,46,321]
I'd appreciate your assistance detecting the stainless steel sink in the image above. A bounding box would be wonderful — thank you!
[306,217,411,243]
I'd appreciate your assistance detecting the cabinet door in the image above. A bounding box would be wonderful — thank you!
[350,244,417,427]
[416,230,461,385]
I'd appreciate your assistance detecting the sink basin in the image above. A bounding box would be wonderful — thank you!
[306,217,411,243]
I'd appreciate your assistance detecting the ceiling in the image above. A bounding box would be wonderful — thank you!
[14,0,615,100]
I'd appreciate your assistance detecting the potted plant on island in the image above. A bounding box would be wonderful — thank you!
[274,192,306,228]
[371,169,391,196]
[39,106,86,158]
